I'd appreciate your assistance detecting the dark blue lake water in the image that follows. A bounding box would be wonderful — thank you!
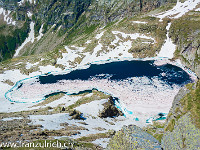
[39,60,192,86]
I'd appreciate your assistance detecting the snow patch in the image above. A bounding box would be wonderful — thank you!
[0,7,16,25]
[18,0,36,6]
[28,113,141,138]
[112,31,155,43]
[2,117,23,121]
[57,46,85,67]
[195,7,200,11]
[92,138,110,148]
[26,62,39,69]
[36,24,44,41]
[96,31,105,40]
[157,23,176,59]
[27,11,33,18]
[76,99,108,117]
[154,0,200,21]
[39,65,62,74]
[132,21,147,24]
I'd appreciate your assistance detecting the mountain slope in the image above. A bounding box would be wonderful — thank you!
[0,0,177,61]
[0,0,200,149]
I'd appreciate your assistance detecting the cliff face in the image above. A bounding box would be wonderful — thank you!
[106,125,162,150]
[161,81,200,149]
[170,12,200,77]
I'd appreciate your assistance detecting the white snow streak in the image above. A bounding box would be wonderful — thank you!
[14,22,35,57]
[132,21,147,24]
[195,7,200,11]
[18,0,36,6]
[96,31,105,39]
[154,0,200,21]
[27,11,33,18]
[36,24,44,41]
[157,23,176,59]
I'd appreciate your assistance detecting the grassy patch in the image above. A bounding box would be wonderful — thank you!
[77,132,109,142]
[31,93,65,107]
[143,122,165,142]
[67,90,110,110]
[154,133,163,143]
[165,119,175,132]
[180,80,200,128]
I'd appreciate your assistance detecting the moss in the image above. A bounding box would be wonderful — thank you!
[31,93,65,107]
[167,112,172,119]
[154,133,163,143]
[180,80,200,128]
[165,119,175,132]
[67,90,110,110]
[175,107,180,114]
[76,132,110,142]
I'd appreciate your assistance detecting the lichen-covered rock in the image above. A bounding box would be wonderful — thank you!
[162,113,200,149]
[106,125,162,150]
[170,13,200,77]
[69,109,84,120]
[162,81,200,149]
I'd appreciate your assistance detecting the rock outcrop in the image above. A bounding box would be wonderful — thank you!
[99,96,123,118]
[106,125,162,150]
[170,12,200,77]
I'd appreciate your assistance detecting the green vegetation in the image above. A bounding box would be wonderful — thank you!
[154,133,163,143]
[181,81,200,128]
[143,122,165,142]
[0,21,30,61]
[31,93,65,107]
[67,90,110,110]
[165,119,175,132]
[76,131,113,142]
